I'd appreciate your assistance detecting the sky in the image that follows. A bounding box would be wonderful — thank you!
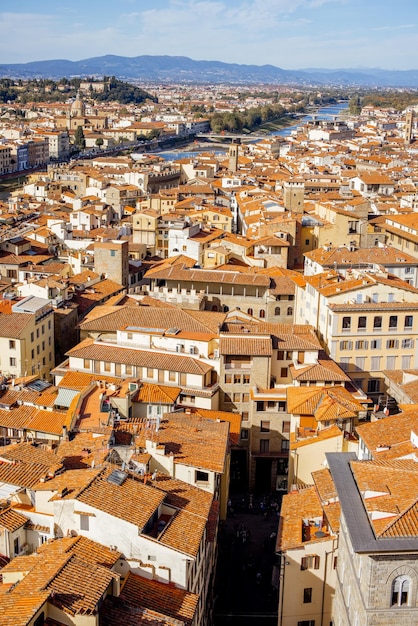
[1,0,418,70]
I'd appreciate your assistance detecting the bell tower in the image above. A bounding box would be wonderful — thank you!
[229,140,240,173]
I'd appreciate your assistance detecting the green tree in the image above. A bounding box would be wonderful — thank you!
[349,95,361,115]
[74,125,86,150]
[95,137,104,149]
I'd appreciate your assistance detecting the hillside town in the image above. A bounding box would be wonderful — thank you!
[0,82,417,626]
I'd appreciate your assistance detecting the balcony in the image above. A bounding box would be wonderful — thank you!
[224,362,252,370]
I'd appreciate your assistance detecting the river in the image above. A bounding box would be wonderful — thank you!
[157,101,349,161]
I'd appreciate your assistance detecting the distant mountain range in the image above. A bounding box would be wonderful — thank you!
[1,55,418,87]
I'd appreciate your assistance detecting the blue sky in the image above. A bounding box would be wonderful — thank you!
[1,0,417,70]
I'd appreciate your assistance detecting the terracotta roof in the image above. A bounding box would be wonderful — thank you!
[76,466,165,530]
[289,358,350,382]
[0,591,49,626]
[135,383,181,405]
[351,459,418,537]
[106,571,198,625]
[356,410,418,460]
[0,506,28,532]
[150,414,229,474]
[79,305,227,334]
[277,486,331,551]
[145,263,270,286]
[67,338,213,375]
[219,336,273,356]
[287,386,363,421]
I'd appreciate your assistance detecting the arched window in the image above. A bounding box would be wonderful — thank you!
[275,307,281,315]
[259,309,265,319]
[247,308,253,316]
[287,306,293,316]
[211,305,218,311]
[223,305,229,312]
[391,576,410,606]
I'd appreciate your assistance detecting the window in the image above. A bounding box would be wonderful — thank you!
[31,332,34,342]
[386,356,396,369]
[281,440,290,451]
[83,359,90,369]
[370,356,381,370]
[303,587,312,603]
[240,429,249,440]
[195,470,209,483]
[256,401,264,411]
[340,340,353,350]
[260,439,270,453]
[391,576,410,607]
[355,357,365,370]
[402,355,412,369]
[373,316,382,329]
[242,393,249,402]
[357,316,367,330]
[103,362,111,372]
[342,316,351,330]
[259,309,265,319]
[301,555,320,570]
[110,250,116,257]
[389,315,398,329]
[340,357,350,371]
[386,339,399,349]
[368,379,380,393]
[147,368,154,378]
[9,340,15,350]
[287,307,293,316]
[80,514,90,531]
[277,351,284,360]
[355,340,368,350]
[260,421,270,432]
[225,374,232,384]
[405,315,413,328]
[282,420,290,433]
[233,392,241,402]
[402,338,414,349]
[278,401,286,412]
[243,374,250,384]
[247,308,253,316]
[371,339,381,349]
[275,307,281,315]
[234,375,241,384]
[9,358,16,367]
[169,371,176,382]
[280,367,288,378]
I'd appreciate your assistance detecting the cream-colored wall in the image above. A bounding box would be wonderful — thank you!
[280,537,338,626]
[53,499,192,589]
[289,434,344,488]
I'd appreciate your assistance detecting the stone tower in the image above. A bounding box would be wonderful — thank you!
[229,141,240,173]
[283,179,305,214]
[405,110,414,144]
[94,240,129,289]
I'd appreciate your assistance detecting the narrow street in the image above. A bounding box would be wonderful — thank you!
[214,494,280,625]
